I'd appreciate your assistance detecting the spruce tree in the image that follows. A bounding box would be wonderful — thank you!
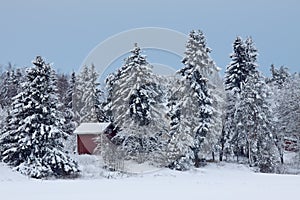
[64,72,76,133]
[267,65,290,164]
[233,71,278,172]
[63,72,77,153]
[221,36,258,161]
[80,64,102,122]
[169,30,218,169]
[221,37,247,161]
[275,75,300,164]
[73,65,89,123]
[56,73,76,136]
[107,45,166,163]
[57,73,69,106]
[0,66,23,149]
[0,56,79,178]
[74,65,106,123]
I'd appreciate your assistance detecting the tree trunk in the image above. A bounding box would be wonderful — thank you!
[219,144,224,162]
[193,148,201,168]
[248,141,252,166]
[219,125,226,162]
[219,136,225,162]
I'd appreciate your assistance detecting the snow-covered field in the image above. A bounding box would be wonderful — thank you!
[1,157,300,200]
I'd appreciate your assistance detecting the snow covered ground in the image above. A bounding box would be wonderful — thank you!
[1,157,300,200]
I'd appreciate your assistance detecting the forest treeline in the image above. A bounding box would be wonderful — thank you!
[0,30,299,178]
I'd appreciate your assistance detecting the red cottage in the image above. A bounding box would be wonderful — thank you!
[75,122,111,155]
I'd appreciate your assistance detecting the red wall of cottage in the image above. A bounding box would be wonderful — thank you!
[77,134,99,155]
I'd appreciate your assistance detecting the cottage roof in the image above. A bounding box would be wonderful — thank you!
[74,122,110,135]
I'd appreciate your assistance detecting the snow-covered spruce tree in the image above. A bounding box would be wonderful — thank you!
[74,64,106,123]
[232,36,260,161]
[63,72,76,134]
[57,73,69,106]
[0,66,23,157]
[275,74,300,164]
[62,72,77,154]
[0,56,79,178]
[106,45,166,163]
[56,73,76,136]
[166,78,195,170]
[72,66,90,123]
[267,64,290,88]
[233,71,278,172]
[221,37,247,160]
[0,65,23,109]
[183,30,221,163]
[80,64,101,122]
[168,30,220,169]
[221,36,258,161]
[267,65,290,164]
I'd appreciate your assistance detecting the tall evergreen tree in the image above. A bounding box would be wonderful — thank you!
[57,73,70,106]
[0,56,79,178]
[56,73,76,136]
[80,65,102,122]
[221,36,258,161]
[63,72,77,153]
[275,74,300,164]
[74,65,106,123]
[168,30,219,169]
[267,65,290,164]
[233,71,278,172]
[107,45,166,163]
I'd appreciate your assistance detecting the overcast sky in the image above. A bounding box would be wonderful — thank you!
[0,0,299,76]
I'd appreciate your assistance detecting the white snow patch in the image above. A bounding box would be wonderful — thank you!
[1,160,300,200]
[0,163,28,182]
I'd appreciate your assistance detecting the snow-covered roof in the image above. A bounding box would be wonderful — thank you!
[74,122,111,135]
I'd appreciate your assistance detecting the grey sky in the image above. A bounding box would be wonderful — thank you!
[0,0,299,75]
